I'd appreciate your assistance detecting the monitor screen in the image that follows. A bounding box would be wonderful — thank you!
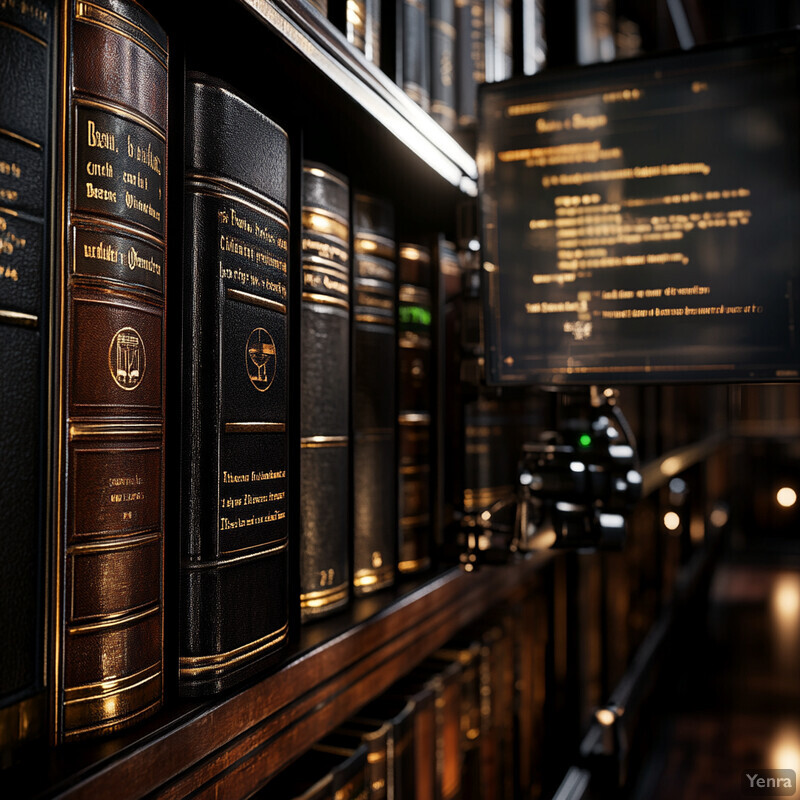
[479,32,800,385]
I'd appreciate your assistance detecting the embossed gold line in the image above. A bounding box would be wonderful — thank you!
[398,557,430,572]
[0,309,38,327]
[63,663,160,701]
[0,19,48,46]
[68,532,160,555]
[76,2,167,68]
[301,436,348,448]
[63,698,161,739]
[68,422,162,439]
[303,165,348,190]
[187,538,289,568]
[77,98,165,142]
[300,583,349,608]
[354,565,394,589]
[221,537,288,557]
[186,173,289,224]
[224,421,286,433]
[226,288,286,314]
[67,603,159,634]
[71,215,165,248]
[178,623,288,673]
[302,259,350,278]
[399,413,431,425]
[355,279,395,297]
[302,292,349,311]
[0,126,42,150]
[354,234,396,260]
[302,204,349,230]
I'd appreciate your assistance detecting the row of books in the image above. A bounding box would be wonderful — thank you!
[315,0,547,131]
[254,604,548,800]
[0,0,510,752]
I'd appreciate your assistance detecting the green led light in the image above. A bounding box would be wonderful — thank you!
[579,434,592,447]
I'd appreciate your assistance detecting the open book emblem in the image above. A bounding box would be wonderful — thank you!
[109,327,145,390]
[246,327,276,391]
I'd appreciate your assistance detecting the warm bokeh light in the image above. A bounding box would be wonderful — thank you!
[595,708,616,727]
[769,724,800,776]
[663,511,681,531]
[709,504,729,529]
[777,487,798,508]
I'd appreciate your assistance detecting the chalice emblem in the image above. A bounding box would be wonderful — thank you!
[246,327,276,391]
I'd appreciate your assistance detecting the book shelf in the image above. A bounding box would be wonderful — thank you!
[0,0,736,796]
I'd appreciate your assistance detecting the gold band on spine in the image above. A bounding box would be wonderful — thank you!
[302,208,349,243]
[301,583,349,611]
[399,413,431,425]
[0,125,43,149]
[301,435,348,448]
[398,557,430,573]
[178,622,289,677]
[354,565,394,591]
[355,313,394,325]
[186,173,289,224]
[302,292,349,311]
[0,309,38,326]
[226,288,286,314]
[68,422,162,439]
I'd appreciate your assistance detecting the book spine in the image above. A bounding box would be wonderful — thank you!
[0,0,54,750]
[180,76,289,695]
[397,244,432,574]
[300,163,351,620]
[343,0,381,65]
[51,0,167,742]
[429,0,457,131]
[352,194,396,595]
[402,0,431,110]
[456,0,485,127]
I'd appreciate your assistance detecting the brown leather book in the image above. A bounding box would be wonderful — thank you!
[50,0,168,742]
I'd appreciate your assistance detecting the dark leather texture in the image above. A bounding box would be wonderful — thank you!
[0,0,53,720]
[352,195,396,594]
[300,165,350,618]
[180,76,289,694]
[56,0,167,740]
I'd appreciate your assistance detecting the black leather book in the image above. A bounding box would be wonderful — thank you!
[397,244,433,574]
[352,194,396,595]
[430,0,457,131]
[180,76,290,695]
[300,163,351,620]
[0,0,54,752]
[402,0,431,110]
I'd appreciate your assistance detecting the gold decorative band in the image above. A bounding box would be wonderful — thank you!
[355,313,394,326]
[354,565,394,590]
[69,421,162,440]
[187,173,289,225]
[68,531,160,555]
[399,464,430,476]
[76,1,168,68]
[62,664,161,735]
[179,621,289,676]
[0,308,38,327]
[301,435,348,448]
[400,513,430,527]
[0,20,47,47]
[224,421,286,434]
[185,537,288,568]
[430,19,456,37]
[303,165,348,190]
[302,292,349,311]
[77,97,165,142]
[301,583,349,611]
[398,413,431,425]
[398,284,431,303]
[399,246,431,264]
[302,208,349,244]
[354,234,396,261]
[398,556,430,573]
[227,288,287,315]
[67,602,159,635]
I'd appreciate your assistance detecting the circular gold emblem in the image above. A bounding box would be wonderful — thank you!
[108,327,145,391]
[246,327,276,391]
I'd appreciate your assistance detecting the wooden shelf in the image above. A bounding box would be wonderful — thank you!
[27,555,550,799]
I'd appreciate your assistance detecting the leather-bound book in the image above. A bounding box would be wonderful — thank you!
[300,163,350,620]
[429,0,457,131]
[329,0,381,65]
[352,194,396,595]
[0,0,54,752]
[50,0,167,742]
[402,0,431,110]
[180,75,290,695]
[455,0,485,127]
[397,243,433,574]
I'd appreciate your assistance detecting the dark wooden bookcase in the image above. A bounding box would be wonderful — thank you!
[0,1,736,796]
